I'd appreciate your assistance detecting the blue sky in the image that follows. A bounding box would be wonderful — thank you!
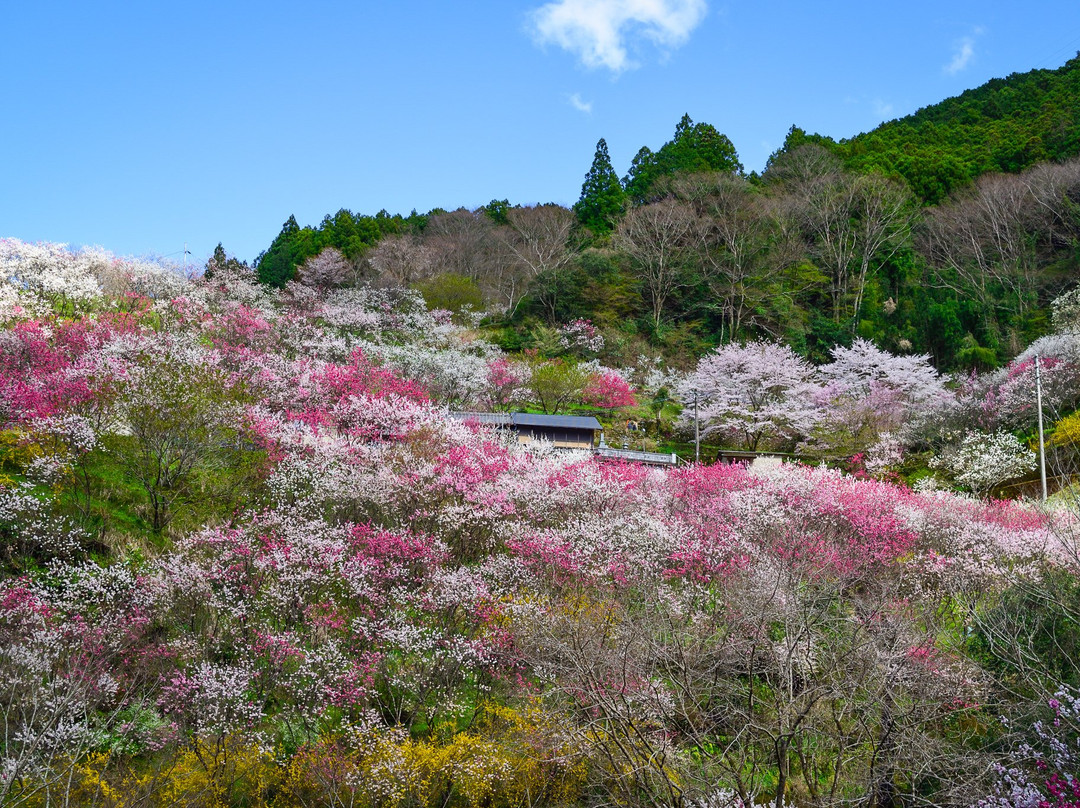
[3,1,1079,266]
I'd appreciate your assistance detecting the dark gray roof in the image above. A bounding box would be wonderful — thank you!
[449,412,513,425]
[512,413,603,431]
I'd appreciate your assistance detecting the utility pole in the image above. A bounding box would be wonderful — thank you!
[1035,355,1048,502]
[694,389,700,464]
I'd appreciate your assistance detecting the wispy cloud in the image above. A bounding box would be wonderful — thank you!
[873,98,894,119]
[944,27,984,75]
[568,92,593,113]
[529,0,708,73]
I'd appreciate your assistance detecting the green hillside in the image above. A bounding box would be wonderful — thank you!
[830,53,1080,203]
[253,57,1080,372]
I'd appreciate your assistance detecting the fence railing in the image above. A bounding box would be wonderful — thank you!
[594,447,680,466]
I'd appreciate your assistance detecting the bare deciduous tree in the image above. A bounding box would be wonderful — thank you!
[424,209,502,282]
[367,234,435,288]
[677,174,783,341]
[803,173,912,325]
[1022,157,1080,252]
[505,204,576,319]
[613,199,697,331]
[920,172,1041,319]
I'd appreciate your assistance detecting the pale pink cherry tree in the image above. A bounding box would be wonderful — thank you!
[367,233,435,288]
[810,338,947,461]
[557,318,605,356]
[818,338,946,412]
[681,340,821,450]
[294,246,351,289]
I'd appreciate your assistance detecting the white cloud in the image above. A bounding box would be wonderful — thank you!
[873,98,894,119]
[944,29,983,75]
[568,92,593,113]
[529,0,708,73]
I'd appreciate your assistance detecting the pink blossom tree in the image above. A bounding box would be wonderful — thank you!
[582,368,636,410]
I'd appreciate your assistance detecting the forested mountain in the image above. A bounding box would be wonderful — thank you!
[255,209,427,288]
[253,56,1080,372]
[831,53,1080,204]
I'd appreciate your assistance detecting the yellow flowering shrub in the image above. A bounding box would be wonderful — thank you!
[278,704,585,808]
[41,737,278,808]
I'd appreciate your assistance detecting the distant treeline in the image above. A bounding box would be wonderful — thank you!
[245,55,1080,371]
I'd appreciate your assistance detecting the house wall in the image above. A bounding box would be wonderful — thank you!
[516,427,595,449]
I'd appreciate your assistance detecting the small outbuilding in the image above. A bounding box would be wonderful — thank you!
[510,413,602,450]
[451,412,602,451]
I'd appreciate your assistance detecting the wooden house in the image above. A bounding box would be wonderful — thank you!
[451,412,602,450]
[510,413,602,450]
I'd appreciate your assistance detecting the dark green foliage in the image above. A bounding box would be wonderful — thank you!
[805,315,854,364]
[833,55,1080,204]
[256,215,313,287]
[255,209,422,288]
[525,249,638,327]
[376,208,428,237]
[763,57,1080,205]
[623,146,655,203]
[482,199,511,225]
[624,114,743,204]
[319,209,380,259]
[918,299,966,368]
[573,138,627,234]
[203,243,248,280]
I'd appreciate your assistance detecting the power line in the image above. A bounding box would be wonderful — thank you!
[1033,30,1080,70]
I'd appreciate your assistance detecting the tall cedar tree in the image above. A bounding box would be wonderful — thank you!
[624,114,743,204]
[574,138,627,235]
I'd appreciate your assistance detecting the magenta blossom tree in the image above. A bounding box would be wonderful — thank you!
[582,369,636,410]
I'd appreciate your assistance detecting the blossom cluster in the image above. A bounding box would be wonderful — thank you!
[1,256,1078,808]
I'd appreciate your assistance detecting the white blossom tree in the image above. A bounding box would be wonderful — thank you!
[930,430,1037,495]
[682,340,820,450]
[810,338,948,459]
